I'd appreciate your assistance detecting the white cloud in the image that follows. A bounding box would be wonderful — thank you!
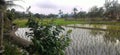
[14,0,120,14]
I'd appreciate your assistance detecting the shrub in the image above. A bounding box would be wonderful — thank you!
[26,18,71,55]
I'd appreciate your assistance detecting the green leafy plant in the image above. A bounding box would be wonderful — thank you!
[4,40,23,55]
[26,18,71,55]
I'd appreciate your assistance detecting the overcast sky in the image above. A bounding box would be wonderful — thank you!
[14,0,120,15]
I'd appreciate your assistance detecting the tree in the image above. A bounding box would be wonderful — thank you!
[73,8,78,20]
[87,6,104,19]
[47,13,57,18]
[104,0,120,20]
[87,6,99,18]
[77,11,86,18]
[63,13,69,20]
[97,7,104,18]
[34,13,46,19]
[58,9,63,18]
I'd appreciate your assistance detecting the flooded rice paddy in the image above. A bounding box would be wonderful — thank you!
[15,24,120,55]
[65,27,120,55]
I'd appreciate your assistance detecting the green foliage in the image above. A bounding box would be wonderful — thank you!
[26,18,71,55]
[87,6,104,18]
[13,19,28,27]
[77,11,87,18]
[73,8,78,19]
[26,18,38,28]
[104,0,120,19]
[4,40,23,55]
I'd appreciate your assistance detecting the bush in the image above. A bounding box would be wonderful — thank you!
[26,18,71,55]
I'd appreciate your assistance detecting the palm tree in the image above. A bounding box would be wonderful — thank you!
[58,9,63,18]
[73,8,78,20]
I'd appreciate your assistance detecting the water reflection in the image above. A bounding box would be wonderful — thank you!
[89,25,120,43]
[67,24,107,29]
[65,27,120,55]
[89,30,104,36]
[15,26,120,55]
[104,31,120,43]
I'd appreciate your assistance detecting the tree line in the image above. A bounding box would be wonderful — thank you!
[7,0,120,21]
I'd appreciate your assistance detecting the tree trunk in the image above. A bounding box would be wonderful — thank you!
[0,11,4,54]
[4,30,33,48]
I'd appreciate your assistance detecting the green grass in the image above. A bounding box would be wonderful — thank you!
[53,19,85,25]
[13,19,28,27]
[13,18,85,27]
[13,18,120,27]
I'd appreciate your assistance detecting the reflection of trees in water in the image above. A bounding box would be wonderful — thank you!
[89,24,105,36]
[89,28,120,43]
[103,31,120,42]
[104,26,120,42]
[89,30,104,36]
[67,28,120,55]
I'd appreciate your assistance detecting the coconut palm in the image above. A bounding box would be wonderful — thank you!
[73,8,78,20]
[58,9,63,18]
